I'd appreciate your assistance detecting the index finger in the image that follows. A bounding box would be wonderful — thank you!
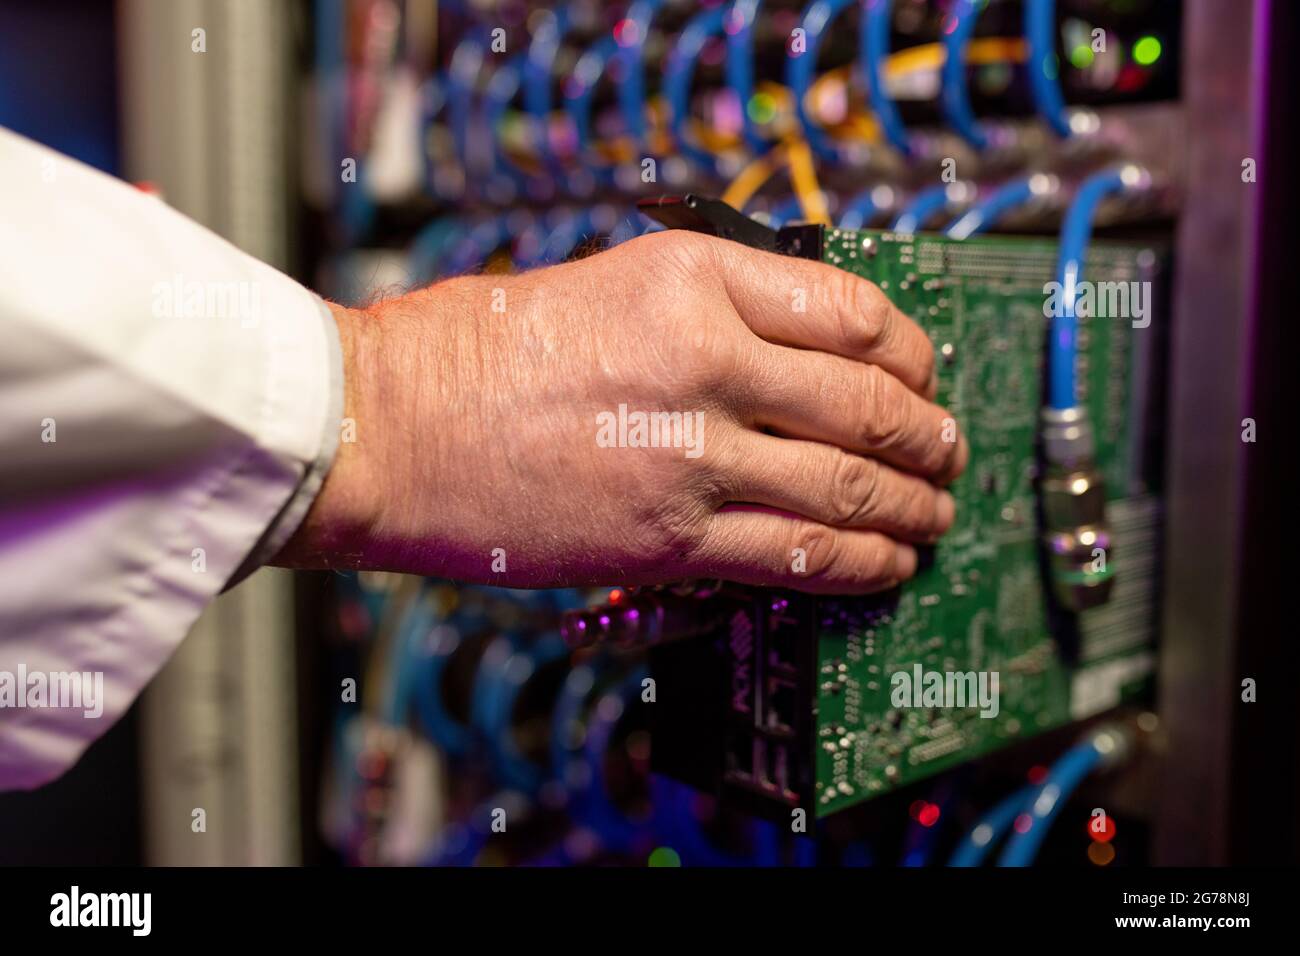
[708,238,938,399]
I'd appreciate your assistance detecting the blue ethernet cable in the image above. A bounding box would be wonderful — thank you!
[407,217,466,285]
[947,787,1033,867]
[863,0,912,156]
[521,205,622,269]
[411,612,476,757]
[574,669,657,849]
[664,4,731,173]
[725,0,767,153]
[448,34,489,176]
[563,33,622,171]
[472,634,569,794]
[550,663,600,788]
[520,208,597,269]
[838,184,895,229]
[615,0,669,154]
[483,54,528,184]
[768,195,805,227]
[786,0,860,162]
[512,214,554,269]
[893,183,961,233]
[1039,168,1144,613]
[384,584,437,726]
[417,73,453,199]
[945,173,1057,239]
[524,5,575,174]
[608,209,654,246]
[1050,166,1143,409]
[1024,0,1071,137]
[940,0,989,149]
[443,213,512,275]
[997,740,1106,867]
[749,818,790,866]
[793,833,819,867]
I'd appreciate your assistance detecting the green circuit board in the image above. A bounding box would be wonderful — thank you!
[807,229,1160,816]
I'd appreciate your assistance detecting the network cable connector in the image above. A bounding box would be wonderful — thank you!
[1039,407,1115,610]
[1039,164,1152,612]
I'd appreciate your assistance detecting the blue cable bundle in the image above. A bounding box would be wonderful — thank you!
[616,0,669,154]
[838,184,894,229]
[948,787,1032,867]
[725,0,766,153]
[941,0,990,149]
[786,0,859,161]
[998,741,1105,866]
[1050,166,1141,409]
[664,4,731,173]
[893,182,962,233]
[564,34,622,160]
[945,173,1057,239]
[863,0,912,156]
[523,5,575,175]
[1024,0,1071,137]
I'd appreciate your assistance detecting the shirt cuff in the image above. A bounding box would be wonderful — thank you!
[226,295,344,587]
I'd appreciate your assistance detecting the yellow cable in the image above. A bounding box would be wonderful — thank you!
[907,36,1026,72]
[785,137,830,225]
[494,37,1029,192]
[719,135,828,225]
[720,142,787,210]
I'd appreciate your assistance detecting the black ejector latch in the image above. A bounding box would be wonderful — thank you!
[636,194,824,261]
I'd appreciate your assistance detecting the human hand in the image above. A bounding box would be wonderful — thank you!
[277,230,966,594]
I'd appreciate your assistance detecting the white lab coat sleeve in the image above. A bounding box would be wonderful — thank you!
[0,127,344,789]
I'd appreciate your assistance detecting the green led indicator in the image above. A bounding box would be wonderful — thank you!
[1133,36,1162,66]
[648,846,682,867]
[747,92,777,125]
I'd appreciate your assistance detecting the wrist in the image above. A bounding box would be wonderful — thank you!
[273,299,384,569]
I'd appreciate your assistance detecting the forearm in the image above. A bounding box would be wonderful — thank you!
[0,127,340,788]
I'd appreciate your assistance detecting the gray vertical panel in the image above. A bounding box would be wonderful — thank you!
[1154,0,1262,864]
[119,0,300,866]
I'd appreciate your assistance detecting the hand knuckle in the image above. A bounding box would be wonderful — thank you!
[795,522,842,579]
[858,367,903,448]
[678,321,745,391]
[665,231,721,279]
[829,453,879,525]
[833,274,889,353]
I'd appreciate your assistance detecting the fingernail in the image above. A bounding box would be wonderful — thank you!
[935,491,956,532]
[956,434,970,476]
[895,543,918,579]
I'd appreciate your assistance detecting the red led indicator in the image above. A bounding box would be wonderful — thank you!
[1088,816,1117,843]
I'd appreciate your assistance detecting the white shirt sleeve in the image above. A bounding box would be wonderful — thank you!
[0,127,344,789]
